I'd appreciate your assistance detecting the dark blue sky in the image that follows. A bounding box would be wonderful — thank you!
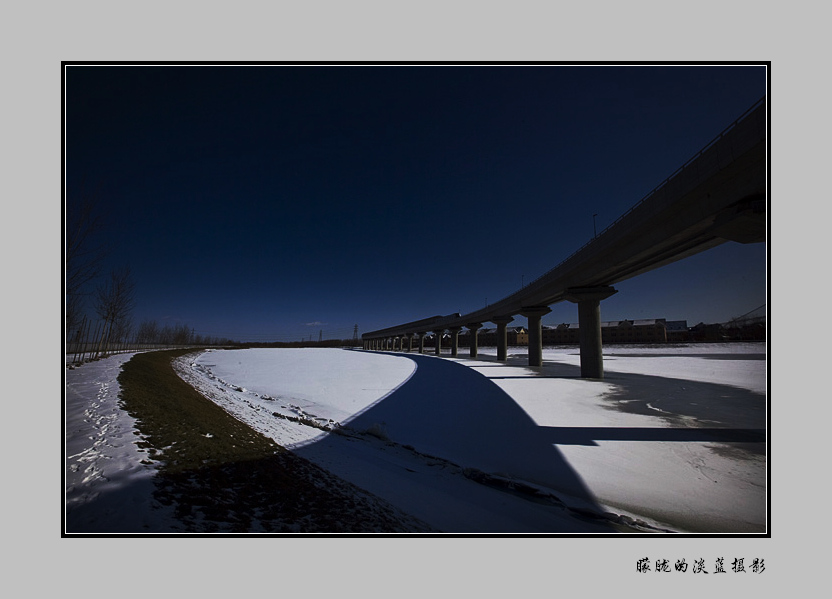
[65,64,767,342]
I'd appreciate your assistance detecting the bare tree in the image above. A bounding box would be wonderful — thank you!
[136,319,159,344]
[66,187,109,334]
[159,324,174,345]
[173,323,192,345]
[93,266,136,355]
[112,313,133,345]
[66,293,85,342]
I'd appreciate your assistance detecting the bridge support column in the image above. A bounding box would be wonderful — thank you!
[521,306,552,367]
[467,323,482,358]
[449,327,461,357]
[417,332,425,354]
[406,333,414,352]
[433,329,444,356]
[491,316,514,361]
[565,286,618,379]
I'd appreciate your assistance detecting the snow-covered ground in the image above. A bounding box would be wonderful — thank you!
[65,353,181,532]
[65,342,766,534]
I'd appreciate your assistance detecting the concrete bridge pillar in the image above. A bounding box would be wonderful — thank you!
[521,306,552,367]
[449,327,461,357]
[433,329,444,356]
[491,316,514,361]
[565,286,618,379]
[467,323,482,358]
[417,332,425,354]
[406,333,414,352]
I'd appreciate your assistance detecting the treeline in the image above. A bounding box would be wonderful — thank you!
[134,320,237,347]
[67,316,240,366]
[242,339,363,349]
[65,189,238,365]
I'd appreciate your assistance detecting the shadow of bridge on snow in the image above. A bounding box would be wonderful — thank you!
[293,348,766,532]
[293,350,623,531]
[481,350,766,451]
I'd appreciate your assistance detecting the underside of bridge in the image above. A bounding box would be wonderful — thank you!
[362,100,767,379]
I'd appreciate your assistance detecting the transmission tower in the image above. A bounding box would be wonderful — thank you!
[353,324,359,345]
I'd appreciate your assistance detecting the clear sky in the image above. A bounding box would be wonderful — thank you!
[65,64,768,343]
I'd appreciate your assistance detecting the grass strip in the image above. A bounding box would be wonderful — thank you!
[118,349,435,533]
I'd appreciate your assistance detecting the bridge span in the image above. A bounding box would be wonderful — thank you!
[363,99,766,378]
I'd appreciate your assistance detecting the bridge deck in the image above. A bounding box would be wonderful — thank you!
[365,99,766,338]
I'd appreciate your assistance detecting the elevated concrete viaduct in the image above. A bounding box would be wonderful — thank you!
[363,99,766,378]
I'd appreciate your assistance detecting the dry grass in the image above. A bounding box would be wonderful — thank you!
[118,349,436,533]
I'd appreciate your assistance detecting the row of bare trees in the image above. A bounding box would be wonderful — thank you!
[66,187,237,365]
[66,189,109,337]
[67,316,237,366]
[65,190,138,361]
[134,320,235,347]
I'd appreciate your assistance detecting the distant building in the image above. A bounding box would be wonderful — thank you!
[542,323,580,345]
[418,314,763,349]
[689,321,725,342]
[605,319,667,344]
[476,327,525,347]
[542,319,668,345]
[666,320,689,342]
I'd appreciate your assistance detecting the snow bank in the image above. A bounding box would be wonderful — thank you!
[177,344,766,533]
[65,354,178,533]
